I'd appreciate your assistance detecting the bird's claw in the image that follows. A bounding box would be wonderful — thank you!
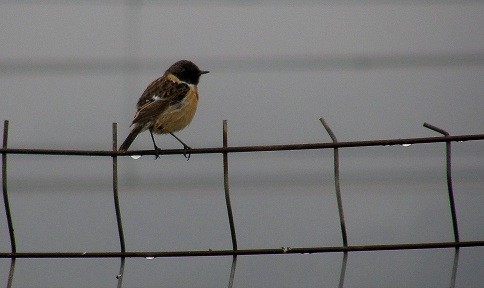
[153,143,191,160]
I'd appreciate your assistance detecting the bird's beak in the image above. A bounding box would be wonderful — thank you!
[200,70,210,75]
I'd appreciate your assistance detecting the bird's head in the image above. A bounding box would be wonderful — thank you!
[166,60,209,85]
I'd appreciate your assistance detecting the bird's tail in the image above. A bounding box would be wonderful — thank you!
[119,124,143,151]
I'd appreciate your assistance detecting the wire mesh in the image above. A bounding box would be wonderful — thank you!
[1,119,483,288]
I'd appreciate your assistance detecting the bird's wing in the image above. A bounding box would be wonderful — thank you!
[131,76,190,125]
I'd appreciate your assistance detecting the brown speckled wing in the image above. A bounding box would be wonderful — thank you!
[131,76,190,126]
[136,77,190,108]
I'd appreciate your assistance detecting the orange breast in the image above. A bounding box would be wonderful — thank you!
[153,88,199,134]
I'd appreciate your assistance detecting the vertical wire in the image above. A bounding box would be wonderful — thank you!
[2,120,17,287]
[227,256,238,288]
[320,117,349,288]
[320,118,348,246]
[112,123,126,287]
[223,120,238,287]
[338,251,348,288]
[112,123,126,252]
[2,120,16,253]
[423,123,459,242]
[116,257,126,288]
[449,248,459,288]
[6,258,16,288]
[223,120,238,250]
[445,139,459,243]
[423,123,460,288]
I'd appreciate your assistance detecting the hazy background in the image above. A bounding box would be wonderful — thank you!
[1,1,483,287]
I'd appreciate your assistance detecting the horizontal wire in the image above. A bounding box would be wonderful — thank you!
[0,240,482,259]
[0,133,483,157]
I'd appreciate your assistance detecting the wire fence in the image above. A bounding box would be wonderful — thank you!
[1,119,484,287]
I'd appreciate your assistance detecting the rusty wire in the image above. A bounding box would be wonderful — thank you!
[1,134,483,157]
[1,119,483,287]
[320,117,348,247]
[1,119,484,259]
[223,120,238,251]
[0,241,482,259]
[2,120,16,254]
[423,122,460,243]
[110,123,126,288]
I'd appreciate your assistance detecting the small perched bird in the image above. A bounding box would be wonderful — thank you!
[119,60,209,159]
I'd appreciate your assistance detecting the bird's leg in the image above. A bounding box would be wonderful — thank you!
[149,129,160,159]
[169,132,191,160]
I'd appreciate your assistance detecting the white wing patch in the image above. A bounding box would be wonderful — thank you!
[151,95,162,101]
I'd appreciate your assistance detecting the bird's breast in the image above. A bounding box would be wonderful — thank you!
[152,88,199,133]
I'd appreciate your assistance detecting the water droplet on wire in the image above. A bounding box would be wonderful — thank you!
[282,247,291,253]
[145,256,155,260]
[131,155,142,160]
[402,144,412,147]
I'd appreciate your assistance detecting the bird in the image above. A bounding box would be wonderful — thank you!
[119,60,209,159]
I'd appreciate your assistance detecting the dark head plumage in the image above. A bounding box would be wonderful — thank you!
[165,60,209,85]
